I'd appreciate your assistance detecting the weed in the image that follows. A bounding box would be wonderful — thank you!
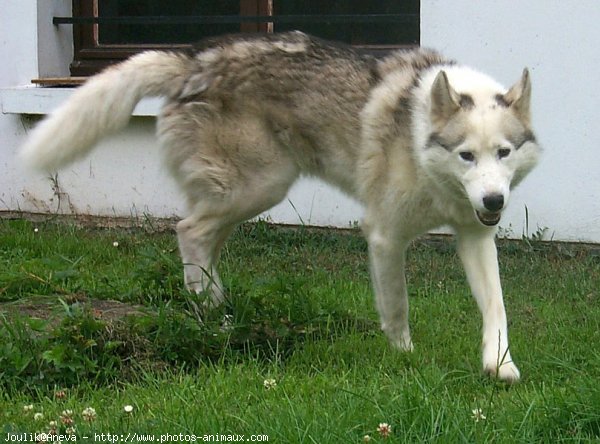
[0,219,599,441]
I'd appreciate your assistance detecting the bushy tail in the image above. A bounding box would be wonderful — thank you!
[20,51,191,172]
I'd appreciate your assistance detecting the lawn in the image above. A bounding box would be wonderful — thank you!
[1,217,599,442]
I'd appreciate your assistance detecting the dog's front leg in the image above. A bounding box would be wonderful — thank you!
[366,227,413,352]
[456,228,520,382]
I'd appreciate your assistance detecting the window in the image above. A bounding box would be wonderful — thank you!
[69,0,419,76]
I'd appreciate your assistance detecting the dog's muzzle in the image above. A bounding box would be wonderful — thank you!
[476,210,502,226]
[476,193,504,226]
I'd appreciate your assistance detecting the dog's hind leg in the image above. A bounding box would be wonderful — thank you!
[160,104,300,307]
[171,132,300,307]
[176,215,232,306]
[456,227,520,382]
[176,161,299,307]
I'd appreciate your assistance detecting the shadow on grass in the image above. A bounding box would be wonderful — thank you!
[0,283,377,393]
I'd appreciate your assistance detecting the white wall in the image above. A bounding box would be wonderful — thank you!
[421,0,600,242]
[0,1,38,216]
[37,0,73,78]
[1,1,599,242]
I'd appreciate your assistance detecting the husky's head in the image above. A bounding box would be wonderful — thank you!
[420,67,540,227]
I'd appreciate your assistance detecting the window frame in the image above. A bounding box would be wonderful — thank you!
[72,1,172,76]
[70,0,419,77]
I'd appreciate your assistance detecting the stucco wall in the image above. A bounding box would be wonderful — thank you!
[421,0,600,241]
[1,1,599,242]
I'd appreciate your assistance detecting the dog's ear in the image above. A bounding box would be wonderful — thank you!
[501,68,532,126]
[430,70,461,124]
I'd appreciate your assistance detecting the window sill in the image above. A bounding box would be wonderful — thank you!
[0,86,163,116]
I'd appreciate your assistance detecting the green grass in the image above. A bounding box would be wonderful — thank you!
[1,218,599,442]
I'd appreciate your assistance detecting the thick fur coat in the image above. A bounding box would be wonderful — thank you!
[21,32,541,381]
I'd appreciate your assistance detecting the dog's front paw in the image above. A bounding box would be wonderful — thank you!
[385,329,414,352]
[484,360,521,383]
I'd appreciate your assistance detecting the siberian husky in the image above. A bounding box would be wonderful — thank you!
[21,32,540,381]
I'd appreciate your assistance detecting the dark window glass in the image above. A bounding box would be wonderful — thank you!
[97,0,241,45]
[68,0,420,76]
[274,0,419,46]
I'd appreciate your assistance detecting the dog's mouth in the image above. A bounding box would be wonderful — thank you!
[476,211,501,226]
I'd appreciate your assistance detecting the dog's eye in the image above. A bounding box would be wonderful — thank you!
[498,148,511,159]
[459,151,475,162]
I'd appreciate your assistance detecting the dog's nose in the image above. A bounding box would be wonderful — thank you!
[483,194,504,212]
